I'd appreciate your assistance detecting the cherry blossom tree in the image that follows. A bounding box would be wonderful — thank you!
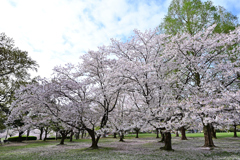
[167,24,240,147]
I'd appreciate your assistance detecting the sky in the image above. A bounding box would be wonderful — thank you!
[0,0,240,78]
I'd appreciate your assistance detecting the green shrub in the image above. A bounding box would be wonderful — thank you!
[8,135,37,141]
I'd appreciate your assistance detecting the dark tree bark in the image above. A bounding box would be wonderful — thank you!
[39,127,44,140]
[87,129,100,149]
[210,124,217,139]
[44,127,49,141]
[233,124,238,137]
[18,131,24,142]
[113,132,117,138]
[75,131,80,140]
[81,129,85,139]
[176,129,179,137]
[69,130,74,142]
[119,131,124,142]
[159,130,165,142]
[59,130,70,145]
[160,132,173,151]
[134,128,140,138]
[180,126,187,140]
[203,123,215,147]
[156,128,159,138]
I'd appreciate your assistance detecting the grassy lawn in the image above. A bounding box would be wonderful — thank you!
[1,132,240,160]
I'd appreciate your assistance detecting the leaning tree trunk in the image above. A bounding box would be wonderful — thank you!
[210,124,217,139]
[233,124,238,137]
[203,123,215,147]
[160,132,173,151]
[159,130,165,142]
[176,129,179,137]
[180,127,187,140]
[156,128,159,138]
[39,127,44,140]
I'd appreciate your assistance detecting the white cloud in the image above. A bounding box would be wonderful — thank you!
[0,0,239,78]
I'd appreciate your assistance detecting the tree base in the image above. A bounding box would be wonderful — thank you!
[202,144,216,147]
[160,147,174,151]
[90,146,99,149]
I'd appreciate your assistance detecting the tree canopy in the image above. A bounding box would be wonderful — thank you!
[159,0,239,35]
[0,33,38,130]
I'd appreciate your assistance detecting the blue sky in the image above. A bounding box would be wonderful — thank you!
[0,0,239,78]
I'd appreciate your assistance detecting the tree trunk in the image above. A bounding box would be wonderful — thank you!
[156,128,159,138]
[203,123,215,147]
[55,131,58,141]
[176,129,179,137]
[159,130,165,142]
[18,131,24,142]
[113,132,117,138]
[160,132,173,151]
[39,127,44,140]
[233,125,238,137]
[26,129,30,141]
[119,131,124,142]
[210,124,217,139]
[136,129,139,138]
[44,127,48,141]
[87,129,100,149]
[81,129,85,139]
[70,130,74,142]
[59,132,67,145]
[75,131,80,140]
[180,127,187,140]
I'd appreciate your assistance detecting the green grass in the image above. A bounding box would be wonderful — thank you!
[1,132,240,160]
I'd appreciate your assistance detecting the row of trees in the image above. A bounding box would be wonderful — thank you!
[2,0,240,151]
[7,23,240,150]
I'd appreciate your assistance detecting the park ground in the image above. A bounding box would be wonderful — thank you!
[1,132,240,160]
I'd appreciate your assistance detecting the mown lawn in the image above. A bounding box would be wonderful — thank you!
[1,132,240,160]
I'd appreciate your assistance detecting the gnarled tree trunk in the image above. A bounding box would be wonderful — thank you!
[87,129,100,149]
[59,130,68,145]
[159,130,165,142]
[210,124,217,139]
[203,123,215,147]
[160,132,173,151]
[180,126,187,140]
